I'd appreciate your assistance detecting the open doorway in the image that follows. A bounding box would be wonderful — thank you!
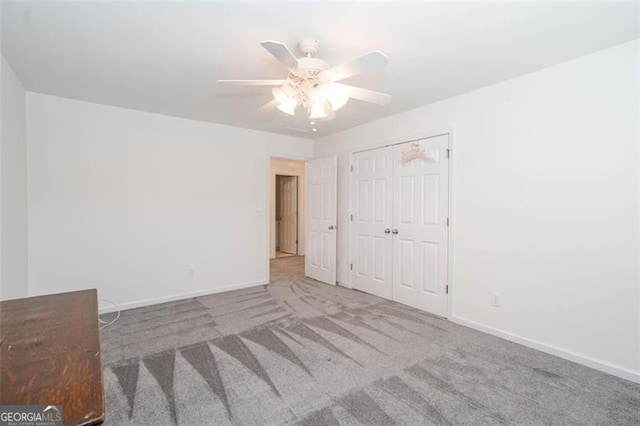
[275,175,298,257]
[270,158,306,260]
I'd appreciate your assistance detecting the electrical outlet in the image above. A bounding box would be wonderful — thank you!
[188,268,195,279]
[491,292,501,307]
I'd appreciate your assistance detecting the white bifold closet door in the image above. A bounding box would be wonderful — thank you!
[351,134,449,317]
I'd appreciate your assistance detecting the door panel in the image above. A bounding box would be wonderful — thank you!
[421,242,439,294]
[351,147,393,299]
[309,231,319,266]
[305,156,337,285]
[399,176,415,224]
[422,175,439,225]
[392,135,449,316]
[373,236,386,280]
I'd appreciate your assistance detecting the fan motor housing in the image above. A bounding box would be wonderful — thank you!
[298,57,329,72]
[298,39,319,57]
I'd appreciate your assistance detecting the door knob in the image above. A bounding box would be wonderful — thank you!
[328,225,335,230]
[384,228,391,234]
[392,229,399,234]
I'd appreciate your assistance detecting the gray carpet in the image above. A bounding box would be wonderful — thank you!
[100,256,640,425]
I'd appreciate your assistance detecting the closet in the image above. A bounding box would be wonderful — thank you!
[351,134,450,316]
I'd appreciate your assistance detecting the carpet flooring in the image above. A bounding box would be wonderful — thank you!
[100,256,640,425]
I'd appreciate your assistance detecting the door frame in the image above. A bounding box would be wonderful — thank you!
[265,153,311,282]
[347,127,456,318]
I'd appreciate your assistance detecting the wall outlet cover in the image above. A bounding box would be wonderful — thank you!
[491,292,501,307]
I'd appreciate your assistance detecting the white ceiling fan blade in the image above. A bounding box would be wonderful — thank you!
[217,80,284,87]
[255,99,278,113]
[322,51,389,82]
[333,83,391,105]
[260,40,299,70]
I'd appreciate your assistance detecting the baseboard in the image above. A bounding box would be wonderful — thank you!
[450,315,639,384]
[337,280,352,289]
[98,279,268,314]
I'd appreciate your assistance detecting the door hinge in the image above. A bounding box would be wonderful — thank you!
[350,214,353,221]
[350,165,354,172]
[350,263,353,271]
[446,285,449,294]
[446,217,449,227]
[446,148,450,159]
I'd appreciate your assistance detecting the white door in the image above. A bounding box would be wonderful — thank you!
[306,156,338,285]
[280,176,298,254]
[392,135,449,316]
[351,147,394,299]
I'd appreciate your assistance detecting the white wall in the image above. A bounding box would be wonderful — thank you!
[27,93,312,310]
[270,158,306,259]
[0,56,28,300]
[314,40,639,380]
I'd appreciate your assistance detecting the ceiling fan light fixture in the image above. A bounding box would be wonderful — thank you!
[277,98,297,115]
[272,86,289,105]
[221,40,390,124]
[325,86,349,111]
[272,86,297,115]
[309,101,328,119]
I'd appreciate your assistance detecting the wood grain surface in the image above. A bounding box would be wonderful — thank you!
[0,289,104,425]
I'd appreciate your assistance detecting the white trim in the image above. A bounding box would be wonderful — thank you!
[450,315,640,384]
[98,279,267,314]
[343,149,354,289]
[446,128,456,319]
[337,280,351,288]
[349,127,453,155]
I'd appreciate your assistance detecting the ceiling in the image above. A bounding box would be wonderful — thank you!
[2,2,638,138]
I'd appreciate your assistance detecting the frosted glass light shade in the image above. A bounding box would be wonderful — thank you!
[273,86,297,115]
[325,86,349,111]
[277,99,296,115]
[309,102,328,119]
[272,87,289,105]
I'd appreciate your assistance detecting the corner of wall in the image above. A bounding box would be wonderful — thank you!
[0,54,29,300]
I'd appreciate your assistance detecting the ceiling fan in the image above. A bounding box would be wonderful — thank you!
[217,39,391,121]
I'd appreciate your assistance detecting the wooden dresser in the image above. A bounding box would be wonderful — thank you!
[0,289,105,425]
